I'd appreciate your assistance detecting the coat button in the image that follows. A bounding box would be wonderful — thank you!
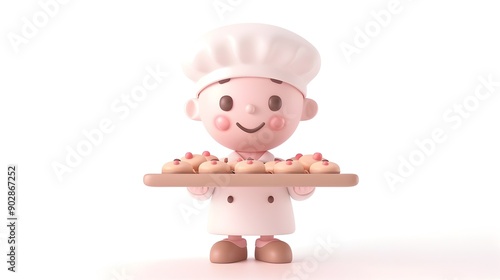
[227,196,234,203]
[268,196,274,203]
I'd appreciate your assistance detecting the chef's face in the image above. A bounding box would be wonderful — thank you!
[196,77,305,152]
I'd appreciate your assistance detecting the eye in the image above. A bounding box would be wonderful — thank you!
[219,95,233,111]
[268,95,282,111]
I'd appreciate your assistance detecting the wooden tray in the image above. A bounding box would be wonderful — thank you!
[144,173,359,187]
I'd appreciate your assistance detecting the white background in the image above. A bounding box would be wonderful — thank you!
[1,0,500,279]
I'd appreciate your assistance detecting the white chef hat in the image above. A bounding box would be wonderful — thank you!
[182,23,321,97]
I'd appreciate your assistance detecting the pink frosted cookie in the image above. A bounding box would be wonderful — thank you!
[291,153,303,160]
[309,160,340,174]
[198,159,231,174]
[180,152,207,172]
[298,152,323,172]
[202,151,218,161]
[273,159,307,174]
[264,158,283,174]
[223,157,243,172]
[162,159,195,174]
[234,159,266,174]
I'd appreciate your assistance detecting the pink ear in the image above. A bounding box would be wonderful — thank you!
[185,98,201,120]
[301,98,318,120]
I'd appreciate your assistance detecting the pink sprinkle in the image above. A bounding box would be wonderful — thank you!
[211,160,217,165]
[286,160,292,165]
[173,160,180,165]
[295,153,303,159]
[322,161,329,166]
[247,160,253,164]
[185,152,193,159]
[202,151,210,156]
[313,152,322,160]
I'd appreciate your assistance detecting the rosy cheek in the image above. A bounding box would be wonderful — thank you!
[268,115,285,131]
[214,115,231,131]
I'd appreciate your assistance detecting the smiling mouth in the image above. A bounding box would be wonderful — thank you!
[236,122,265,133]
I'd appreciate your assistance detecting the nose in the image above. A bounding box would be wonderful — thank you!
[246,104,256,114]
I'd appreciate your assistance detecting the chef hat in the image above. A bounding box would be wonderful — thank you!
[182,23,321,97]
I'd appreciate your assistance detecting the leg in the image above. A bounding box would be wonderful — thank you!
[210,235,247,263]
[255,235,292,263]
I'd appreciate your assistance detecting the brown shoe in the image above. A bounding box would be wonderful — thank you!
[255,240,293,263]
[210,240,247,263]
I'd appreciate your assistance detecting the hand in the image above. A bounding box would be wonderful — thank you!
[293,186,315,196]
[187,186,210,195]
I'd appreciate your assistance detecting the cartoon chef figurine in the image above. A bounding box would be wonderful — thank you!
[182,23,321,263]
